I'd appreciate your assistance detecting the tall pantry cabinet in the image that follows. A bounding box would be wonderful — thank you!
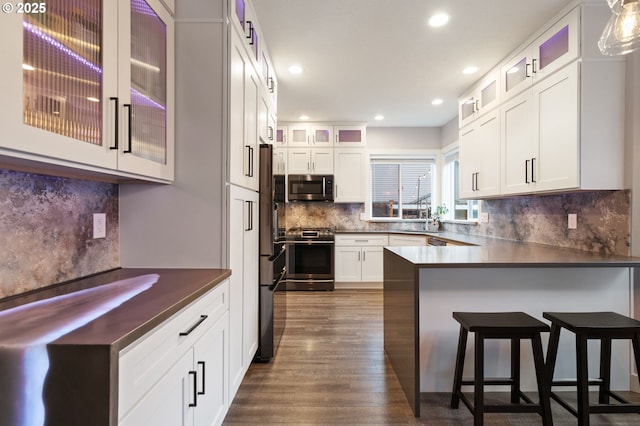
[119,0,277,420]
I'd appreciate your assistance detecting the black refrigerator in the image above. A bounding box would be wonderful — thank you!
[255,144,286,362]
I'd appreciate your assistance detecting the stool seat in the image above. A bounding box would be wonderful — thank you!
[543,311,640,426]
[451,312,552,426]
[455,312,550,334]
[543,311,640,333]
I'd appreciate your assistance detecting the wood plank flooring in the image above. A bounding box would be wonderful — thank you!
[223,289,640,425]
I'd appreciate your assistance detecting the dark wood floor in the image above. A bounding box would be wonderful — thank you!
[223,289,640,425]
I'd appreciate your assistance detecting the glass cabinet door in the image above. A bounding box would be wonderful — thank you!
[118,0,174,180]
[23,0,104,146]
[129,0,167,164]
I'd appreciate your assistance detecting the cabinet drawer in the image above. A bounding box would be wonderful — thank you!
[335,234,389,247]
[118,279,228,420]
[388,235,427,246]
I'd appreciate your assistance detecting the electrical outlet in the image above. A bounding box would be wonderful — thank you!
[93,213,106,239]
[568,213,577,230]
[479,212,489,223]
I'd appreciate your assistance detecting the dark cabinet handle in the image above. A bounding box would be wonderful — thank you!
[474,100,480,113]
[268,77,274,93]
[532,58,538,74]
[245,200,253,231]
[531,157,536,182]
[249,146,254,176]
[197,361,206,395]
[268,126,274,141]
[246,20,253,41]
[179,315,208,336]
[109,97,119,150]
[525,160,530,183]
[188,371,198,407]
[123,104,132,153]
[525,63,531,78]
[245,145,252,177]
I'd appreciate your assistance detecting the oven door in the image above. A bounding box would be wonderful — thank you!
[287,240,334,280]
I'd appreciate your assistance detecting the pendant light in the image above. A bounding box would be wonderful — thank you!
[598,0,640,55]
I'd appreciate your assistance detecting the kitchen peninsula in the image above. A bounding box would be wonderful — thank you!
[383,236,640,417]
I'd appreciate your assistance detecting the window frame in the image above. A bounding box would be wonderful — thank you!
[365,150,441,222]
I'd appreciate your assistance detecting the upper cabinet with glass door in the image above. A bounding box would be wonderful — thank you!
[458,69,500,128]
[0,0,174,182]
[501,8,579,101]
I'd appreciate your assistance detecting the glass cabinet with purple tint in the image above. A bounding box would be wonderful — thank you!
[334,125,366,147]
[0,0,174,181]
[458,69,500,128]
[500,8,578,101]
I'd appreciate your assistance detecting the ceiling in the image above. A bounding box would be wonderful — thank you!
[252,0,576,128]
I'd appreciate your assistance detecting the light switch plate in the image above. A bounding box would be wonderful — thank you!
[568,213,577,229]
[93,213,106,239]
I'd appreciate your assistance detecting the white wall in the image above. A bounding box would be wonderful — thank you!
[440,117,459,148]
[366,127,441,150]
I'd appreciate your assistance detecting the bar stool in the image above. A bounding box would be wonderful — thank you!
[451,312,552,426]
[544,311,640,426]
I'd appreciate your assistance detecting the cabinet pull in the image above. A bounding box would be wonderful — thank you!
[268,126,274,141]
[197,361,206,395]
[179,315,208,336]
[358,251,361,261]
[123,104,132,153]
[363,251,366,262]
[245,200,253,231]
[474,100,480,113]
[245,145,254,177]
[322,177,325,197]
[525,63,531,78]
[532,58,538,74]
[246,20,253,42]
[525,160,530,183]
[109,97,119,150]
[188,371,198,407]
[531,158,536,183]
[268,77,275,93]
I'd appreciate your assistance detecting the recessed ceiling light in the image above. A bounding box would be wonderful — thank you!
[431,99,443,106]
[87,97,100,103]
[374,114,384,121]
[428,12,449,28]
[22,64,35,71]
[299,115,310,120]
[462,66,478,75]
[288,65,303,74]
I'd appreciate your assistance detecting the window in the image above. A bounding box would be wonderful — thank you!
[370,158,434,220]
[442,150,478,221]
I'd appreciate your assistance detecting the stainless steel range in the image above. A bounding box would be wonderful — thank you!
[286,227,335,291]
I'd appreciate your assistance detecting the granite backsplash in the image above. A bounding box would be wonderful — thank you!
[286,190,631,256]
[0,170,119,299]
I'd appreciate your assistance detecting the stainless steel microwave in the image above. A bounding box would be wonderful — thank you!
[288,174,334,201]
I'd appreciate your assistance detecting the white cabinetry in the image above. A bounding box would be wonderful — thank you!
[334,149,366,203]
[388,234,426,246]
[335,234,388,288]
[273,148,287,175]
[459,110,500,198]
[458,70,501,128]
[228,185,259,399]
[119,280,229,426]
[458,3,624,199]
[276,126,288,146]
[334,125,366,147]
[0,0,174,182]
[288,124,334,147]
[287,148,333,174]
[230,30,259,191]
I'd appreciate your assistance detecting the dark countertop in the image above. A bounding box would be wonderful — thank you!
[0,268,231,351]
[384,242,640,268]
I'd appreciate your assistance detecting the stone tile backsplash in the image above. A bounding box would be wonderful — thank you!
[0,170,118,299]
[286,190,631,256]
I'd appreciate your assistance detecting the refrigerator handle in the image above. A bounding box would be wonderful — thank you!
[273,202,279,242]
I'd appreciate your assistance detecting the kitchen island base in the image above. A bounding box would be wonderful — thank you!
[383,247,640,417]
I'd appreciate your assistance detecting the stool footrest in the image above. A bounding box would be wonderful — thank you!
[551,391,640,418]
[551,378,603,387]
[461,378,515,386]
[456,392,542,415]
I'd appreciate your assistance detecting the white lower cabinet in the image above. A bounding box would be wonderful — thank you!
[118,280,230,426]
[335,234,388,285]
[228,185,259,399]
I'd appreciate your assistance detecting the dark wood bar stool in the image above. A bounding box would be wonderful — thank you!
[543,311,640,426]
[451,312,552,426]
